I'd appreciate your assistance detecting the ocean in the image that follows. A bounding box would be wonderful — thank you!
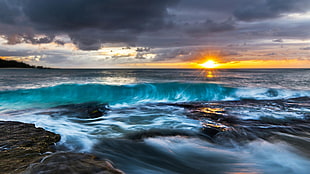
[0,69,310,174]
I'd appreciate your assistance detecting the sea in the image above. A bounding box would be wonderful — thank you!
[0,68,310,174]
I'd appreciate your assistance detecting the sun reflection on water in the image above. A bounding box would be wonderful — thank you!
[207,71,214,78]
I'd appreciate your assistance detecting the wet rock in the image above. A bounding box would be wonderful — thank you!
[201,122,228,138]
[0,121,60,174]
[23,152,124,174]
[0,121,124,174]
[82,103,109,118]
[172,97,310,145]
[40,102,109,119]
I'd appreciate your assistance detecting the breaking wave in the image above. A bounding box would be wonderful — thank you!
[0,82,309,109]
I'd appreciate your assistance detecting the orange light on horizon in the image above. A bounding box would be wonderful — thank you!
[117,59,310,69]
[218,59,310,69]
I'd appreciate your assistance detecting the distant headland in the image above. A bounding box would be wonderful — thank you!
[0,59,50,69]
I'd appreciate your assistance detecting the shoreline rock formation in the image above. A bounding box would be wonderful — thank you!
[0,121,60,173]
[0,121,123,174]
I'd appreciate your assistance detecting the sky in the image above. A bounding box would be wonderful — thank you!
[0,0,310,68]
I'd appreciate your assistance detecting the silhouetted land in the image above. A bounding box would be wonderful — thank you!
[0,59,49,69]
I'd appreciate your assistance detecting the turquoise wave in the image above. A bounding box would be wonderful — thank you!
[1,82,309,110]
[0,83,234,108]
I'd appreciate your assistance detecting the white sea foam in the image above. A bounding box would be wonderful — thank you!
[234,87,310,100]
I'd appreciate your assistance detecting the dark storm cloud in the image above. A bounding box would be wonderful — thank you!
[177,0,310,21]
[22,0,178,31]
[0,0,178,50]
[186,18,235,37]
[177,0,240,13]
[0,1,15,24]
[0,0,310,52]
[0,0,23,24]
[233,0,310,21]
[69,29,137,50]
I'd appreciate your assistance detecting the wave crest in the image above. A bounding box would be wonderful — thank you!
[0,83,233,107]
[0,83,309,109]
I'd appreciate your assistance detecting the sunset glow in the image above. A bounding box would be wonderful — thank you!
[199,60,219,69]
[218,59,310,69]
[0,1,309,69]
[115,59,310,69]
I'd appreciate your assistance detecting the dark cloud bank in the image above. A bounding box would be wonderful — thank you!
[0,0,178,50]
[0,0,309,50]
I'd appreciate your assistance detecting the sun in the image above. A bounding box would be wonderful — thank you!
[200,60,218,68]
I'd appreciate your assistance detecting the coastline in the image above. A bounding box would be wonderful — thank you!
[0,59,51,69]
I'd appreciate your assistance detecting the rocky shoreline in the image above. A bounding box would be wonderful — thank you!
[0,121,124,174]
[1,97,309,173]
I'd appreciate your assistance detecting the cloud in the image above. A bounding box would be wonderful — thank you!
[177,0,310,21]
[233,0,310,21]
[300,47,310,50]
[272,39,283,43]
[1,0,310,66]
[0,0,178,50]
[219,50,240,57]
[135,53,147,59]
[0,49,34,57]
[153,48,193,62]
[1,0,309,50]
[68,29,138,50]
[23,0,178,31]
[0,0,23,24]
[54,40,65,46]
[264,53,277,56]
[186,18,235,37]
[2,33,55,45]
[136,47,151,52]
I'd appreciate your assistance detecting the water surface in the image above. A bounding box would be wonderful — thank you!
[0,69,309,174]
